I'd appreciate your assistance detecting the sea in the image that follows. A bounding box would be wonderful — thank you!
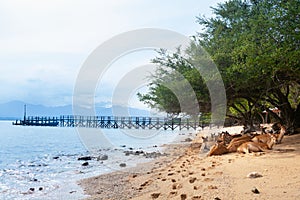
[0,120,193,200]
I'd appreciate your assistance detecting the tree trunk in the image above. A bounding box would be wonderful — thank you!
[294,103,300,129]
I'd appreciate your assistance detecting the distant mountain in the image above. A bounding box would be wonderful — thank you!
[97,105,153,116]
[0,101,72,119]
[0,101,152,119]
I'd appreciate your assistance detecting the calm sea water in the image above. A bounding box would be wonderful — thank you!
[0,120,189,199]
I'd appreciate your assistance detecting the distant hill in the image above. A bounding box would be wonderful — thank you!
[0,101,153,119]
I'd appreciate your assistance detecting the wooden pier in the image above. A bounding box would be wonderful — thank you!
[13,115,204,130]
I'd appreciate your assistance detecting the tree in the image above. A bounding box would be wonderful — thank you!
[139,0,300,132]
[138,48,210,117]
[196,0,300,131]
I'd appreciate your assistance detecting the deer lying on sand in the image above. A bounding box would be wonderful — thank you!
[227,136,253,153]
[237,134,277,154]
[208,134,253,156]
[230,134,253,143]
[216,131,233,145]
[207,124,284,156]
[252,133,275,143]
[217,131,243,145]
[254,124,286,144]
[224,133,257,152]
[207,142,229,156]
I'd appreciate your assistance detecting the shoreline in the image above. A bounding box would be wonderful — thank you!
[78,141,192,200]
[0,123,198,200]
[79,127,300,200]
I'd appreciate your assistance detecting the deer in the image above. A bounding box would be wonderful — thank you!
[207,133,252,155]
[237,134,277,154]
[251,133,275,143]
[229,133,253,143]
[207,142,229,156]
[226,132,264,153]
[227,137,251,153]
[217,131,243,145]
[200,136,210,153]
[253,123,286,144]
[216,131,233,145]
[208,131,253,155]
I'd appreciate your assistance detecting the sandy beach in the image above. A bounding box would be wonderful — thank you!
[79,127,300,200]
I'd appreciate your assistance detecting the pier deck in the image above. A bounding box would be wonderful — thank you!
[13,115,204,130]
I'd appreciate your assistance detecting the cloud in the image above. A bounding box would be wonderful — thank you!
[0,0,133,54]
[0,0,226,107]
[0,0,224,54]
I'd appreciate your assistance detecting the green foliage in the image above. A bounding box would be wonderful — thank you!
[138,48,210,116]
[196,0,300,129]
[199,112,211,125]
[138,0,300,130]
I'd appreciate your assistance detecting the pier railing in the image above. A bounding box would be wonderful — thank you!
[13,115,206,130]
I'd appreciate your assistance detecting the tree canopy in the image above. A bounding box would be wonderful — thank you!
[138,0,300,132]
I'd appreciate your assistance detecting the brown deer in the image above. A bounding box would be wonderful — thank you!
[216,131,233,145]
[208,132,253,155]
[230,134,253,143]
[237,134,277,154]
[257,123,286,144]
[227,132,263,152]
[227,137,251,153]
[207,142,229,156]
[251,133,275,143]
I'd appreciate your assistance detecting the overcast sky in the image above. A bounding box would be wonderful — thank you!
[0,0,226,108]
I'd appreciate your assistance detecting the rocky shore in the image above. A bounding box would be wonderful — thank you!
[79,127,300,200]
[78,143,190,200]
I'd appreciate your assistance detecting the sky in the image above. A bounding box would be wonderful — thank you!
[0,0,226,109]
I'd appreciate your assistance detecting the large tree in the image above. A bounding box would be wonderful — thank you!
[139,0,300,132]
[196,0,300,131]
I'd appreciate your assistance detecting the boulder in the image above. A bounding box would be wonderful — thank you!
[134,150,144,155]
[144,152,164,158]
[78,156,92,161]
[119,163,126,167]
[251,187,260,194]
[97,155,108,161]
[124,151,130,156]
[247,172,263,178]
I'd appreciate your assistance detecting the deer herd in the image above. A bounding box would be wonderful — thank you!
[206,123,286,156]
